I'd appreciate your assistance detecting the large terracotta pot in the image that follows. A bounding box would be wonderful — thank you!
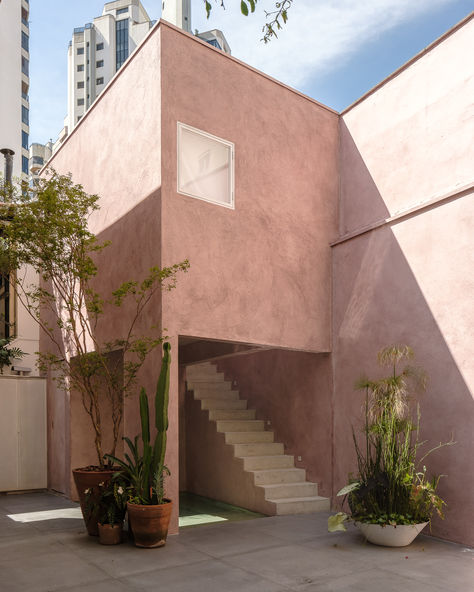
[72,467,118,536]
[127,499,173,548]
[356,521,428,547]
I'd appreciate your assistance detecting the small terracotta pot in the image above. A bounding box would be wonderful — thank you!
[72,467,118,536]
[127,500,173,548]
[98,522,123,545]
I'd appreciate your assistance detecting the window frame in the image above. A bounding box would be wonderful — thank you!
[177,122,235,210]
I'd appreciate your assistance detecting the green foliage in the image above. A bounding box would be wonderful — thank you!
[84,476,128,526]
[203,0,293,43]
[329,345,454,533]
[0,171,189,467]
[0,337,26,374]
[105,342,172,505]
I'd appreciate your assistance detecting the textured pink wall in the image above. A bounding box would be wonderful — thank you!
[335,16,474,545]
[216,350,333,498]
[159,24,339,353]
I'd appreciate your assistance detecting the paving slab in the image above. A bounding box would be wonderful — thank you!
[0,493,471,592]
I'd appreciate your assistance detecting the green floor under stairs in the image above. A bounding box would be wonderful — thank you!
[179,492,265,528]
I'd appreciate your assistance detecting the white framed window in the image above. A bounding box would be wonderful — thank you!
[177,122,234,209]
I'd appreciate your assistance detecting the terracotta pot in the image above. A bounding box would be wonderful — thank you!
[98,522,123,545]
[127,499,173,548]
[356,521,428,547]
[72,467,118,536]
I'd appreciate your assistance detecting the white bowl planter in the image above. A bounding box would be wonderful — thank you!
[356,522,428,547]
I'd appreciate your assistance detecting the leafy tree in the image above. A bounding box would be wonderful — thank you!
[0,171,189,468]
[203,0,293,42]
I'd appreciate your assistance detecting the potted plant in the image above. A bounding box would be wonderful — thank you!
[0,172,189,535]
[84,477,128,545]
[106,342,172,548]
[328,345,454,547]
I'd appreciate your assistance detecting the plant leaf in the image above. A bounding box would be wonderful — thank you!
[337,482,360,496]
[241,1,249,16]
[328,512,349,532]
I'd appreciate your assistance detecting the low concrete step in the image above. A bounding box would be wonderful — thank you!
[200,398,247,410]
[216,420,265,433]
[209,409,256,421]
[241,455,295,470]
[252,467,306,485]
[193,389,240,401]
[261,481,318,499]
[225,431,274,444]
[188,381,233,391]
[268,495,330,515]
[233,442,284,457]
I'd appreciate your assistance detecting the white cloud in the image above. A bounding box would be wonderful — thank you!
[192,0,458,88]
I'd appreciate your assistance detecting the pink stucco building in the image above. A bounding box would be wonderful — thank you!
[46,14,473,546]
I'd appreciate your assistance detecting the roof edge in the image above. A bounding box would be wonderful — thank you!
[342,11,474,115]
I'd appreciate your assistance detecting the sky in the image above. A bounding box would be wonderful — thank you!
[28,0,474,144]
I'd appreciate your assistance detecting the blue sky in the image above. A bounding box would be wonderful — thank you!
[28,1,473,144]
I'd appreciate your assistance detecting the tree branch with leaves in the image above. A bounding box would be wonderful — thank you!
[0,171,189,468]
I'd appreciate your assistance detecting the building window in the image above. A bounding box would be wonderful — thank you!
[22,131,29,150]
[77,64,84,72]
[0,275,14,339]
[22,105,29,125]
[96,60,104,68]
[22,155,29,174]
[96,42,104,50]
[115,18,129,71]
[77,98,85,106]
[32,156,44,166]
[21,31,29,52]
[77,47,84,55]
[77,81,84,89]
[116,7,128,15]
[177,123,234,209]
[21,56,29,76]
[77,115,82,122]
[96,77,104,85]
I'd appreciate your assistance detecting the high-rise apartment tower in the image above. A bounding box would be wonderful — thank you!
[0,0,30,180]
[56,0,153,147]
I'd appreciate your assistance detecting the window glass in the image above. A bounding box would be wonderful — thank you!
[116,7,128,15]
[96,60,104,68]
[77,64,84,72]
[77,47,84,55]
[178,123,234,208]
[22,105,29,125]
[96,77,104,85]
[96,42,104,50]
[77,81,84,89]
[22,155,29,174]
[21,56,29,76]
[21,31,29,52]
[77,98,85,106]
[115,19,129,70]
[22,131,29,150]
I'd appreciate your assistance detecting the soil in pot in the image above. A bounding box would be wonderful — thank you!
[98,522,123,545]
[72,467,119,536]
[127,500,173,548]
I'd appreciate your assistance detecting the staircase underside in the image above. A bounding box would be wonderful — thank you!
[185,362,330,516]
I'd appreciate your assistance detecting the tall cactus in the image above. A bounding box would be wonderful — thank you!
[105,342,172,505]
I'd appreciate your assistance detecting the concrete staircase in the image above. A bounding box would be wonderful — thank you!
[185,362,330,516]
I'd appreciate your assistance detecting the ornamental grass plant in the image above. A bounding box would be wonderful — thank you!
[329,345,454,533]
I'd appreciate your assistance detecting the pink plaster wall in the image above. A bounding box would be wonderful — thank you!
[216,350,333,498]
[159,24,339,353]
[335,16,474,545]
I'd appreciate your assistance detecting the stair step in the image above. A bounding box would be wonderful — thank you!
[252,467,305,485]
[188,381,233,391]
[225,431,274,444]
[193,389,240,401]
[233,442,284,456]
[209,409,256,421]
[216,420,265,433]
[242,455,295,470]
[262,481,318,499]
[200,398,247,410]
[268,496,330,515]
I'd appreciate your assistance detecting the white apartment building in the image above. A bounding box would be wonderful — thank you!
[57,0,154,147]
[0,0,30,180]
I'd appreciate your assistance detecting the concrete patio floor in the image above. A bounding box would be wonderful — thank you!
[0,492,472,592]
